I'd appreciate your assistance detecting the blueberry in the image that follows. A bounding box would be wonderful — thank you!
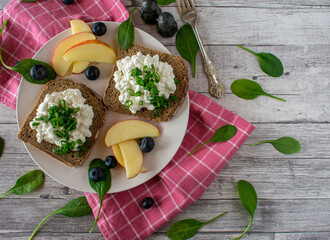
[85,66,100,80]
[157,12,178,37]
[62,0,74,5]
[92,22,107,36]
[105,156,117,169]
[89,167,105,182]
[140,137,155,153]
[141,197,154,209]
[30,64,48,81]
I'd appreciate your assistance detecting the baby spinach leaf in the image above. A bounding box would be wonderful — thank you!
[88,158,111,233]
[21,0,38,2]
[250,137,301,154]
[0,19,56,84]
[167,212,227,240]
[189,125,237,155]
[238,45,283,77]
[157,0,175,5]
[233,180,257,240]
[118,8,136,50]
[231,79,286,102]
[0,136,4,157]
[176,24,199,77]
[0,170,44,198]
[29,196,92,240]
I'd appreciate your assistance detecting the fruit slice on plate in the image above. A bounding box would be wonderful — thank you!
[70,19,91,73]
[63,40,116,64]
[105,120,160,147]
[52,32,96,76]
[112,143,148,173]
[118,140,143,179]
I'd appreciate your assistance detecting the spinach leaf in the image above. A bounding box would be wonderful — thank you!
[0,19,56,84]
[176,24,199,77]
[0,136,4,157]
[189,125,237,155]
[21,0,38,2]
[118,8,136,50]
[167,212,227,240]
[29,196,92,240]
[233,180,258,240]
[250,137,300,154]
[88,158,111,233]
[0,170,45,198]
[157,0,175,5]
[231,79,286,102]
[238,45,283,77]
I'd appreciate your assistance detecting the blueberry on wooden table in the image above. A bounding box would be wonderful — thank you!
[140,137,155,153]
[30,64,48,81]
[61,0,74,5]
[89,167,105,182]
[141,0,162,24]
[105,156,117,169]
[141,197,154,209]
[85,66,100,80]
[92,22,107,36]
[157,12,178,37]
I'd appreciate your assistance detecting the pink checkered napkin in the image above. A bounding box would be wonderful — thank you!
[85,89,255,240]
[0,0,128,109]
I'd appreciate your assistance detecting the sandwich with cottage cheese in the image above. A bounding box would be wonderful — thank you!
[103,44,189,121]
[18,79,107,167]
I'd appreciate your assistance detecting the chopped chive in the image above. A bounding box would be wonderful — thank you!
[32,122,39,126]
[85,140,90,146]
[72,107,80,114]
[124,100,133,109]
[171,95,179,102]
[174,78,180,84]
[35,117,44,121]
[127,89,135,96]
[139,101,143,105]
[77,139,82,145]
[135,91,142,96]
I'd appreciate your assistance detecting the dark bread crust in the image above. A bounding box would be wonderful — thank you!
[17,79,107,167]
[103,44,189,121]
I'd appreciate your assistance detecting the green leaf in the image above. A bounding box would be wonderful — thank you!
[29,197,92,240]
[0,136,4,157]
[21,0,38,2]
[0,170,45,198]
[231,79,286,102]
[88,158,111,233]
[238,45,284,77]
[157,0,175,5]
[167,212,227,240]
[189,125,237,155]
[232,180,257,240]
[176,24,199,77]
[118,8,136,50]
[250,137,301,154]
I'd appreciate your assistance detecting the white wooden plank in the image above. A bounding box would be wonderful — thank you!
[275,232,330,240]
[0,232,104,240]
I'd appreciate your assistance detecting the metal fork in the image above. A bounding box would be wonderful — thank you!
[176,0,225,98]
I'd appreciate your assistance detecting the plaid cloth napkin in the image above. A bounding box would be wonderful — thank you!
[0,1,255,239]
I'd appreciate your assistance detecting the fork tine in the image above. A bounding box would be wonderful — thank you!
[188,0,195,8]
[176,0,182,14]
[184,0,190,9]
[177,0,186,12]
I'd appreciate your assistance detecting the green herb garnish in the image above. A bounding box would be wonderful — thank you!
[171,95,179,102]
[238,45,284,77]
[174,78,180,84]
[135,91,142,96]
[124,100,133,109]
[117,8,136,50]
[233,180,258,240]
[176,24,199,77]
[0,170,44,199]
[231,79,286,102]
[167,212,227,240]
[88,158,111,233]
[139,100,144,105]
[250,137,300,154]
[127,88,135,96]
[29,196,92,240]
[189,125,237,155]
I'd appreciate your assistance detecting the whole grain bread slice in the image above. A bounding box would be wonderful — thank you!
[17,79,107,167]
[103,44,189,121]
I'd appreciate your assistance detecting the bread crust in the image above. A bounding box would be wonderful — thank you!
[103,44,189,121]
[17,79,107,167]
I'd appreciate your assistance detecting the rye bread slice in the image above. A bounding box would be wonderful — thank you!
[17,79,107,167]
[103,44,189,121]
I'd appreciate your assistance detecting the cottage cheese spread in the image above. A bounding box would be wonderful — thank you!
[113,52,176,114]
[30,89,94,151]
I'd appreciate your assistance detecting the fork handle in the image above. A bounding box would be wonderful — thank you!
[191,25,225,98]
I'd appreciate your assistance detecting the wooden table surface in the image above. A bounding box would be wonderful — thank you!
[1,0,329,239]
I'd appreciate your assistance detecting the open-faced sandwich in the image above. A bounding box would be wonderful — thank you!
[18,79,107,167]
[103,44,189,121]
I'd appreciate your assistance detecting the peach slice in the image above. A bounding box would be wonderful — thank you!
[105,120,160,147]
[62,40,116,64]
[119,140,143,179]
[52,32,96,76]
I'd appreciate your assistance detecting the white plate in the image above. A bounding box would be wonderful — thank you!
[16,22,189,193]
